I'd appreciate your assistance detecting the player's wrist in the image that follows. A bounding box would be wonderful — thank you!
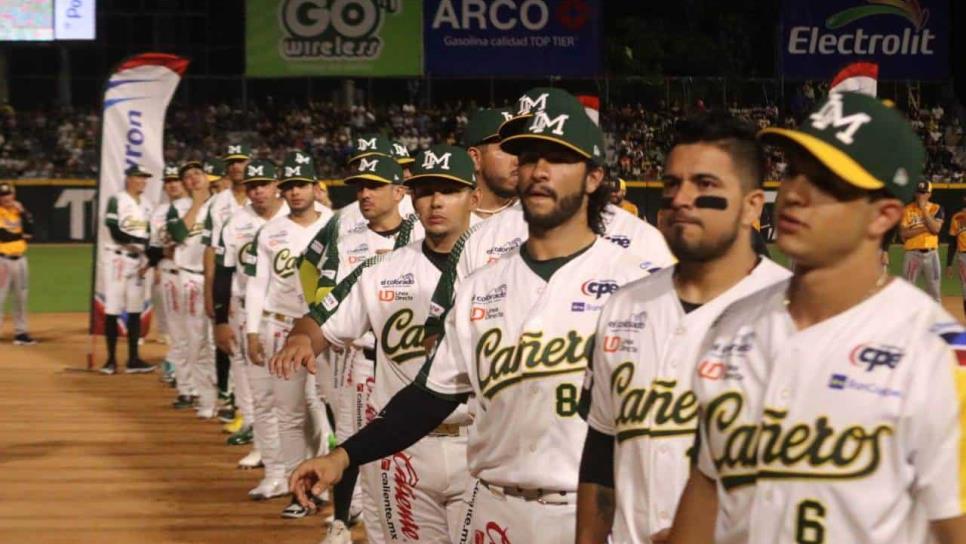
[330,447,351,471]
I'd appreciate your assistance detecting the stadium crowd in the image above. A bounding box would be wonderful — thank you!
[0,92,962,182]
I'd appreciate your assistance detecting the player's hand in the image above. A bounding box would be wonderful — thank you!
[215,324,237,355]
[269,334,317,379]
[247,333,265,366]
[204,296,215,320]
[650,529,671,542]
[191,185,209,203]
[289,449,350,510]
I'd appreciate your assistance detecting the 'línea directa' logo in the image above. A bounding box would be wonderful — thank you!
[278,0,401,61]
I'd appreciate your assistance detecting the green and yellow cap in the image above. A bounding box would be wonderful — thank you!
[463,107,514,146]
[162,163,181,181]
[279,150,318,185]
[125,164,153,178]
[499,87,584,140]
[177,160,203,179]
[406,145,476,188]
[760,92,925,203]
[348,134,393,165]
[204,157,226,182]
[224,143,252,162]
[390,141,415,166]
[344,154,404,186]
[500,98,605,166]
[243,159,278,183]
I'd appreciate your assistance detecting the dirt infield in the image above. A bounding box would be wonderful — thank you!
[0,313,367,544]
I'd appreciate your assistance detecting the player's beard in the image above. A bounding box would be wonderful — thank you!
[482,165,517,199]
[521,178,586,231]
[667,212,742,263]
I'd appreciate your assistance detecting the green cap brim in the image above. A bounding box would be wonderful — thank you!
[344,173,394,185]
[243,177,276,184]
[498,114,533,138]
[279,177,316,185]
[348,151,390,164]
[404,173,475,188]
[501,133,594,161]
[759,127,884,191]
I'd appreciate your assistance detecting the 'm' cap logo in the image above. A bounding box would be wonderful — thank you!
[518,92,549,115]
[285,166,302,177]
[357,137,377,151]
[358,158,379,172]
[894,168,909,186]
[500,111,514,121]
[530,112,569,136]
[809,94,872,145]
[295,153,311,165]
[392,143,409,156]
[248,165,264,176]
[204,164,214,173]
[421,151,451,170]
[164,166,179,176]
[228,144,242,154]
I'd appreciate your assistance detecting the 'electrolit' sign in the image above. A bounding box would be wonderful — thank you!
[781,0,948,79]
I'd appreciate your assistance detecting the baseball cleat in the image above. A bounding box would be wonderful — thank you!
[222,414,244,434]
[248,477,288,500]
[227,425,254,446]
[237,449,263,469]
[99,360,117,375]
[217,405,236,423]
[196,407,216,419]
[281,499,311,519]
[13,333,37,345]
[320,520,352,544]
[172,395,194,409]
[124,359,157,374]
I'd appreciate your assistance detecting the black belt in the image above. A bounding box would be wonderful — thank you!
[362,347,377,360]
[914,249,936,253]
[0,254,22,260]
[179,267,204,276]
[114,249,141,259]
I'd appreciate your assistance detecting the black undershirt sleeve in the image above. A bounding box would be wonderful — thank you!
[146,246,164,267]
[578,427,615,487]
[213,264,233,325]
[340,383,460,467]
[108,224,148,247]
[0,228,22,242]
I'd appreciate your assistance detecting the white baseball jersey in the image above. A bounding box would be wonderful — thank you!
[203,188,247,248]
[245,210,332,334]
[217,202,289,298]
[148,199,172,253]
[418,239,650,491]
[426,202,675,336]
[312,239,470,424]
[582,259,790,542]
[692,278,966,544]
[104,191,152,251]
[336,195,415,236]
[166,196,213,272]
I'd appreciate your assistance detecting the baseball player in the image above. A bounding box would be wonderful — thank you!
[0,181,36,345]
[671,93,966,544]
[215,158,289,478]
[204,144,251,426]
[463,107,519,221]
[610,178,640,217]
[945,193,966,316]
[243,151,333,509]
[900,180,944,301]
[100,164,156,375]
[280,96,653,544]
[272,145,479,543]
[575,113,790,544]
[205,157,229,193]
[165,159,217,417]
[423,89,674,343]
[146,164,187,385]
[296,153,424,540]
[335,134,416,236]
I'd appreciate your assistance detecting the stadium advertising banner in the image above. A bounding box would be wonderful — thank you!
[92,53,188,337]
[424,0,601,76]
[246,0,423,77]
[780,0,949,79]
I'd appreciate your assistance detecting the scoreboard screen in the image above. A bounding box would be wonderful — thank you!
[0,0,95,41]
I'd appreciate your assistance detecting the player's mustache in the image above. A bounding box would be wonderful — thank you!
[521,184,556,199]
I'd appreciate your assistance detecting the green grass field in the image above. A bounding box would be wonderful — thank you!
[2,243,962,314]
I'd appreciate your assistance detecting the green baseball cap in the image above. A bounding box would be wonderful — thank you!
[499,88,584,140]
[390,141,415,166]
[162,163,181,181]
[280,150,318,185]
[204,157,226,182]
[500,99,605,166]
[344,154,405,186]
[348,134,393,165]
[177,160,203,178]
[224,143,252,162]
[243,159,278,183]
[125,164,153,178]
[406,145,477,188]
[463,107,514,147]
[760,92,925,203]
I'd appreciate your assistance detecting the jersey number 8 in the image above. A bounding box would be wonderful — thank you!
[555,383,578,417]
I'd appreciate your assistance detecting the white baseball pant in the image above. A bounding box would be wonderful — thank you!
[104,250,145,315]
[160,265,191,396]
[0,255,29,335]
[902,248,942,301]
[180,271,215,410]
[361,433,469,543]
[228,298,254,427]
[456,480,576,544]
